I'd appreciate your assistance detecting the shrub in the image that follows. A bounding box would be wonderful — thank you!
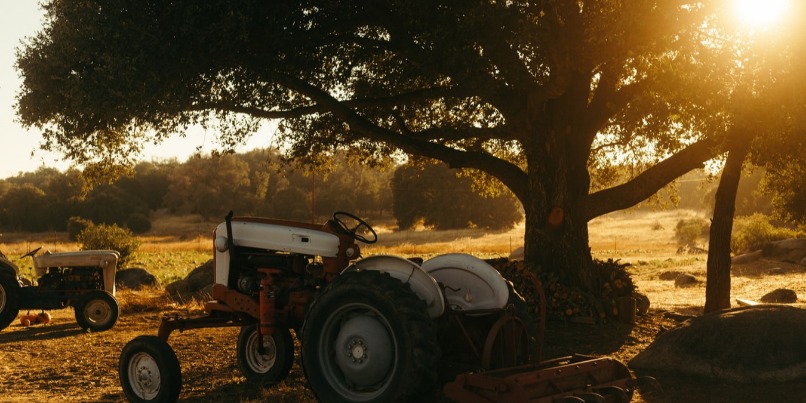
[67,216,94,241]
[76,223,141,269]
[731,213,801,254]
[126,213,152,234]
[674,218,710,246]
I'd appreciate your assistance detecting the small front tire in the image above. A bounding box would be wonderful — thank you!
[119,335,182,403]
[75,290,119,331]
[237,324,295,383]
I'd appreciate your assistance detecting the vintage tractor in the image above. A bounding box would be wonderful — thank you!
[119,212,639,402]
[0,247,120,332]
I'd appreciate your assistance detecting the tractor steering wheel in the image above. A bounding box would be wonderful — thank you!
[21,246,42,259]
[333,212,378,244]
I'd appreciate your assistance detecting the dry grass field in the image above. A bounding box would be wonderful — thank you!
[1,209,805,402]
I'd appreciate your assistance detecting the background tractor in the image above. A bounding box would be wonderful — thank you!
[0,247,120,332]
[119,212,638,402]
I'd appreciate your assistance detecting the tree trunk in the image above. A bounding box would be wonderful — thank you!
[704,136,751,313]
[520,138,598,294]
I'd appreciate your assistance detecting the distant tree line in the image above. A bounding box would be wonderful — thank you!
[0,149,524,233]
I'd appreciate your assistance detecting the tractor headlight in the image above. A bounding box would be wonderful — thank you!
[214,236,229,252]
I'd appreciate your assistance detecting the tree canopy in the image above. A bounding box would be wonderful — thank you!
[17,1,769,289]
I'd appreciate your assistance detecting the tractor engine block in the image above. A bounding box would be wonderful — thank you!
[38,266,103,291]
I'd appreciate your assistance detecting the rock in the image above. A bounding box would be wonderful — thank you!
[631,305,806,382]
[658,271,684,281]
[731,250,763,264]
[760,288,798,303]
[762,239,806,263]
[677,244,707,254]
[166,260,214,302]
[634,292,651,316]
[674,273,698,287]
[800,257,806,266]
[116,268,159,290]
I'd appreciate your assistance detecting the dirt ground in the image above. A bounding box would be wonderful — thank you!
[2,287,805,402]
[3,210,806,402]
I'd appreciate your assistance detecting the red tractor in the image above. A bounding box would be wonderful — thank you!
[119,212,639,402]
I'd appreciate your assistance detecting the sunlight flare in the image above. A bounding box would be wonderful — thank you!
[733,0,791,28]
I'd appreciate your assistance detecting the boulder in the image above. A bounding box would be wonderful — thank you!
[760,288,798,303]
[731,250,763,264]
[763,239,806,263]
[634,292,651,316]
[165,260,214,302]
[116,268,159,290]
[630,305,806,382]
[659,271,684,281]
[674,273,698,287]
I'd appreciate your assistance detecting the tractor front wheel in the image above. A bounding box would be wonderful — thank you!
[237,324,294,383]
[302,270,439,403]
[119,335,182,402]
[75,290,119,331]
[0,274,20,331]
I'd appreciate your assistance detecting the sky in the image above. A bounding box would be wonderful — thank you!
[0,3,271,180]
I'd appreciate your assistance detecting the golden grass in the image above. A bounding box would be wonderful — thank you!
[5,209,804,315]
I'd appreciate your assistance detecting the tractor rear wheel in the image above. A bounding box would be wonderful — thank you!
[237,324,294,383]
[119,335,182,403]
[75,290,119,332]
[302,270,439,403]
[0,274,20,331]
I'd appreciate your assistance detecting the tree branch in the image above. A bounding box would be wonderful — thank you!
[191,86,462,119]
[278,75,531,199]
[580,136,721,221]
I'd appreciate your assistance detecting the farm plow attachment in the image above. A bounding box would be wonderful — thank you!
[441,271,655,403]
[445,354,637,402]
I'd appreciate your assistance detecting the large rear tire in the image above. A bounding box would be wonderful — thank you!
[0,274,20,331]
[301,270,439,403]
[75,290,119,332]
[237,324,295,383]
[119,335,182,403]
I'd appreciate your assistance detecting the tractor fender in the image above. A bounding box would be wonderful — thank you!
[346,255,445,319]
[421,253,509,312]
[0,257,19,277]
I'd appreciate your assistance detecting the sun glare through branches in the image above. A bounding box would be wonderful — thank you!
[732,0,791,29]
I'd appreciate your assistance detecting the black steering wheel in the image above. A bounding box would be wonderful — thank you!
[21,246,42,259]
[332,212,378,244]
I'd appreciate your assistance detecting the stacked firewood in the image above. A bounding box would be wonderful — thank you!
[489,258,638,323]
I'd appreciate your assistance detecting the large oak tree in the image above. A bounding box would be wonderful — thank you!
[17,1,733,292]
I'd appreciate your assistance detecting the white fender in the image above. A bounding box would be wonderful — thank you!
[347,255,445,319]
[421,253,509,312]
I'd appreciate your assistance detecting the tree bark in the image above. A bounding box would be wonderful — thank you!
[704,135,751,313]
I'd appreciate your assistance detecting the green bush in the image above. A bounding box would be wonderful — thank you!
[731,213,801,254]
[67,216,93,241]
[76,223,141,269]
[674,218,710,246]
